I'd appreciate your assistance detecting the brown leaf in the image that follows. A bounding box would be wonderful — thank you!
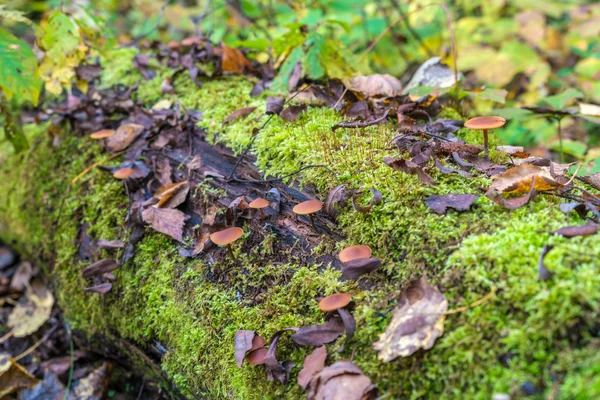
[373,277,448,361]
[84,283,113,294]
[336,308,356,349]
[223,107,256,126]
[234,330,255,367]
[425,194,479,215]
[20,371,65,400]
[266,97,285,115]
[192,232,210,256]
[298,346,326,390]
[8,278,54,337]
[203,205,218,226]
[155,181,190,209]
[291,316,345,347]
[0,353,39,397]
[221,43,252,74]
[434,158,472,179]
[155,156,173,186]
[97,239,125,249]
[538,245,554,281]
[342,257,381,280]
[69,362,112,400]
[9,261,34,291]
[552,223,598,238]
[351,188,382,213]
[487,164,561,196]
[82,259,118,278]
[306,361,377,400]
[141,206,187,242]
[105,123,144,152]
[323,184,349,218]
[487,176,538,210]
[280,105,307,122]
[264,329,296,385]
[347,74,402,98]
[383,157,435,185]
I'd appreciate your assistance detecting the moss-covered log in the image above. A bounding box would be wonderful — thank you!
[1,50,600,399]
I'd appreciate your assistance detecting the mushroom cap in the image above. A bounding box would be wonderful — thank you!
[248,198,270,209]
[464,116,506,130]
[338,245,372,263]
[210,227,244,246]
[318,293,352,312]
[90,129,116,139]
[113,168,134,179]
[245,347,268,365]
[293,200,323,215]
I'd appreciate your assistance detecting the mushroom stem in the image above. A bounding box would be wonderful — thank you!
[309,214,318,231]
[258,208,264,219]
[483,129,489,159]
[226,244,237,263]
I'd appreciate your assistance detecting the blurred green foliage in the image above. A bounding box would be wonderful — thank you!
[1,0,599,158]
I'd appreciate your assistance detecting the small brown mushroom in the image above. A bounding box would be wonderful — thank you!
[464,116,506,159]
[245,347,268,365]
[293,200,323,230]
[113,167,134,180]
[338,245,372,263]
[210,227,244,262]
[90,129,116,139]
[248,198,269,219]
[318,293,352,312]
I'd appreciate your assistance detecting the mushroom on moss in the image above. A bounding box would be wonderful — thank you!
[248,198,269,219]
[293,200,323,231]
[338,245,372,263]
[464,116,506,159]
[318,293,352,312]
[90,129,116,139]
[113,167,134,180]
[209,227,244,262]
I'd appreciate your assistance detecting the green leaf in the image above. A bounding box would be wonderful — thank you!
[0,28,42,105]
[271,45,304,93]
[304,32,326,80]
[40,10,80,62]
[0,5,32,25]
[539,88,583,111]
[493,108,536,120]
[468,88,508,104]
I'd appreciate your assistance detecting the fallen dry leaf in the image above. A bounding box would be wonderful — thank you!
[425,194,479,215]
[223,106,256,125]
[306,361,377,400]
[20,371,65,400]
[292,316,345,347]
[298,346,327,390]
[323,184,350,218]
[487,164,561,196]
[538,245,554,281]
[10,261,34,291]
[235,330,256,367]
[155,181,190,209]
[84,283,113,294]
[69,362,112,400]
[347,74,402,98]
[264,329,295,385]
[373,277,448,361]
[0,353,39,397]
[221,43,252,74]
[266,96,285,115]
[383,157,435,185]
[352,188,382,213]
[8,278,54,337]
[552,223,598,238]
[141,206,187,242]
[105,123,144,152]
[280,105,307,122]
[82,259,118,278]
[487,176,538,210]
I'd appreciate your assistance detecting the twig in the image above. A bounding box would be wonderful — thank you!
[14,325,58,362]
[0,330,13,344]
[443,285,496,315]
[70,151,126,185]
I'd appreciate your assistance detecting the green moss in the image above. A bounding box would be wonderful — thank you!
[2,70,599,399]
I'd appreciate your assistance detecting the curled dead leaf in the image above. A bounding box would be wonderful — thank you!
[383,157,435,185]
[347,74,402,98]
[221,43,252,74]
[223,107,256,126]
[234,330,255,367]
[323,184,349,218]
[154,181,190,209]
[306,361,377,400]
[105,123,144,152]
[373,277,448,361]
[425,194,479,215]
[352,188,382,213]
